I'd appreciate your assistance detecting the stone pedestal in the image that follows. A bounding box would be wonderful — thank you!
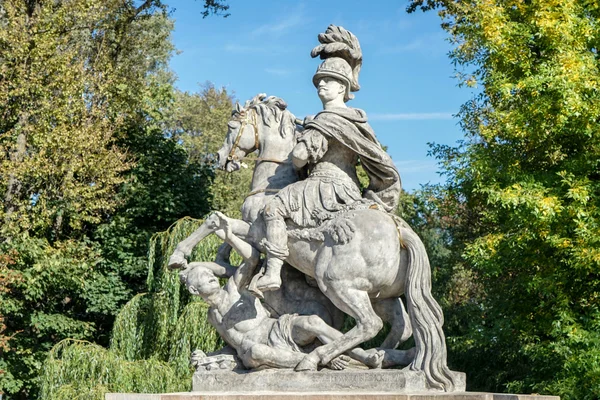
[106,370,559,400]
[192,369,465,393]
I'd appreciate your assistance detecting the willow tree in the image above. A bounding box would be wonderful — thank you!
[38,218,224,400]
[408,0,600,398]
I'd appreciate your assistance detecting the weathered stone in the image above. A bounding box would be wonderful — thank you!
[192,369,466,393]
[167,23,462,394]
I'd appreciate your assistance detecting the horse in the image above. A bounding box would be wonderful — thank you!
[169,94,458,391]
[189,94,345,330]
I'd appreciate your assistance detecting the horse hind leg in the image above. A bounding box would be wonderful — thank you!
[373,297,412,349]
[296,284,383,371]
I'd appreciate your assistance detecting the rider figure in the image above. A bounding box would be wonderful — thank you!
[256,56,402,292]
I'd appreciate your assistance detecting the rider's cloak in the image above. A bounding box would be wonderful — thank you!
[304,107,402,213]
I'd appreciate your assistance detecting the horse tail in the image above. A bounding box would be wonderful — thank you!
[401,227,457,391]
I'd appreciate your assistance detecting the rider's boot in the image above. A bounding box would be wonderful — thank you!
[257,213,288,292]
[258,256,284,292]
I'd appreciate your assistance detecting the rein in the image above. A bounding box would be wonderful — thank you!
[227,108,286,165]
[227,109,260,163]
[241,156,286,164]
[225,106,293,200]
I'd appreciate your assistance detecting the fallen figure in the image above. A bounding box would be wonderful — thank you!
[178,212,383,371]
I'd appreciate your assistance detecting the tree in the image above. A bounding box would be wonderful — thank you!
[0,1,220,397]
[164,85,255,218]
[408,0,600,398]
[38,219,224,400]
[0,1,235,397]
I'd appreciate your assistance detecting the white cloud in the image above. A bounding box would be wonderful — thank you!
[370,112,454,121]
[251,7,305,37]
[265,68,292,76]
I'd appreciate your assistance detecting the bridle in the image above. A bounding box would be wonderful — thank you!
[227,108,260,163]
[224,106,295,200]
[226,107,287,165]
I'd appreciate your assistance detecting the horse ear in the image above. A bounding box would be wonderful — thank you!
[235,102,242,113]
[273,98,288,111]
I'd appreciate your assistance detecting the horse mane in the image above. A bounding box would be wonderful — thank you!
[233,93,296,139]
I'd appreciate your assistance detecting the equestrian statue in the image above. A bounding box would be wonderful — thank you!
[168,24,460,392]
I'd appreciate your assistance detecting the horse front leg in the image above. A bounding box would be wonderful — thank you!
[296,284,383,371]
[168,211,251,270]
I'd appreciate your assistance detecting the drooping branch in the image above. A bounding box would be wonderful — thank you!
[200,0,230,18]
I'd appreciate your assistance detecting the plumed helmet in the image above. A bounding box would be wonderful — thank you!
[312,57,354,101]
[311,25,363,102]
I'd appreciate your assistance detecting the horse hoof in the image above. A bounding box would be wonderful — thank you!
[365,349,384,369]
[295,355,318,371]
[168,253,187,270]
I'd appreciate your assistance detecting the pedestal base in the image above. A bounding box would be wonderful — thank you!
[192,369,465,393]
[106,392,560,400]
[106,369,560,400]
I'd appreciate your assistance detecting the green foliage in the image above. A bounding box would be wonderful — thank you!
[408,0,600,397]
[39,340,184,400]
[0,2,225,397]
[164,85,255,218]
[166,85,235,162]
[38,218,224,400]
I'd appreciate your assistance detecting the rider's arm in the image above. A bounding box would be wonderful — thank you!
[293,128,329,168]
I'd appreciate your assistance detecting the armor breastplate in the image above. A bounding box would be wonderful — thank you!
[310,140,360,187]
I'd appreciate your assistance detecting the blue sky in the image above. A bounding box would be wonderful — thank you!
[166,0,475,191]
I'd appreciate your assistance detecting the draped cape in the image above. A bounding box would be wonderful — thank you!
[304,107,402,212]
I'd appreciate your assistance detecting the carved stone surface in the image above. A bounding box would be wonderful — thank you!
[167,24,462,393]
[191,350,243,373]
[192,369,466,393]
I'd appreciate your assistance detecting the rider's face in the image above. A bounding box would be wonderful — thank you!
[317,77,346,103]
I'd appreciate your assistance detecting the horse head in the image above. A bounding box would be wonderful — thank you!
[216,93,297,172]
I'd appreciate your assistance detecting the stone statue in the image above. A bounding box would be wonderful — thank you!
[257,25,401,293]
[169,24,464,392]
[179,212,384,370]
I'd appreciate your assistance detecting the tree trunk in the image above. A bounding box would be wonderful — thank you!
[4,113,29,223]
